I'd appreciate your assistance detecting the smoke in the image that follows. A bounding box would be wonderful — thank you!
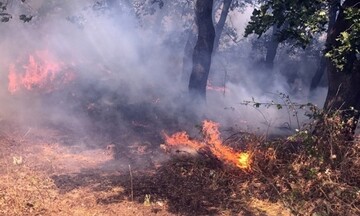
[0,0,327,145]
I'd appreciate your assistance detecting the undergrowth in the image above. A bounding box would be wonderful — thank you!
[232,94,360,215]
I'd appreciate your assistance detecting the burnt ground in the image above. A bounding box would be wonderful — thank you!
[0,118,291,216]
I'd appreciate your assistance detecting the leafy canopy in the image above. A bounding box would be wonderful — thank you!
[325,7,360,71]
[0,1,33,23]
[245,0,360,71]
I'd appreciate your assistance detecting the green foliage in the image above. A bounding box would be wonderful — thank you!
[242,92,316,130]
[245,0,359,72]
[245,0,327,47]
[325,7,360,71]
[230,0,257,12]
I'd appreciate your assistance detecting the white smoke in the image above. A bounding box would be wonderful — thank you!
[0,0,327,140]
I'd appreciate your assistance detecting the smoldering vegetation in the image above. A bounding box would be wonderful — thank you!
[0,0,327,146]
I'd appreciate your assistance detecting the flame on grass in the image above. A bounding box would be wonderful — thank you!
[206,81,228,94]
[8,65,19,93]
[8,50,74,94]
[164,120,252,170]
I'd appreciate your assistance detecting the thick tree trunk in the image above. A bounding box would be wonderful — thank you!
[213,0,232,52]
[323,0,360,137]
[188,0,215,100]
[310,0,340,91]
[265,25,280,69]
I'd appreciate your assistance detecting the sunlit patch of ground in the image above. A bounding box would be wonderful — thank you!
[248,198,291,215]
[0,132,173,215]
[32,143,114,173]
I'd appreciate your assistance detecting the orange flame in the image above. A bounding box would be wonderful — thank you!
[164,131,204,150]
[164,120,252,170]
[8,65,19,94]
[8,50,74,94]
[206,81,228,93]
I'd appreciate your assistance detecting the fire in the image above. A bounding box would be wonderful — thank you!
[7,50,74,94]
[206,81,228,94]
[238,152,251,169]
[164,131,203,150]
[8,65,19,94]
[164,120,252,170]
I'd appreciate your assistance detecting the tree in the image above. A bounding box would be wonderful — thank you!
[0,1,33,22]
[213,0,233,52]
[150,0,251,97]
[245,0,360,138]
[323,0,360,136]
[188,0,215,100]
[309,0,340,91]
[187,0,254,97]
[182,0,235,83]
[263,25,280,69]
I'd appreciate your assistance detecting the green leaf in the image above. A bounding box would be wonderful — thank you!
[340,31,349,41]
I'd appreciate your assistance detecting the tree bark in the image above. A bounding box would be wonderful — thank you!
[188,0,215,100]
[310,56,327,91]
[309,0,340,91]
[264,25,280,69]
[213,0,232,52]
[323,0,360,137]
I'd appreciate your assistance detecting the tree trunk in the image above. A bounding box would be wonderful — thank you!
[323,0,360,138]
[310,56,327,91]
[213,0,232,52]
[188,0,215,100]
[182,28,197,83]
[309,0,340,91]
[265,25,280,69]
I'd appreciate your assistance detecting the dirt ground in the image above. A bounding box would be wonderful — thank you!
[0,119,292,216]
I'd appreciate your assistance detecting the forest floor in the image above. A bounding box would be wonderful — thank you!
[0,118,358,216]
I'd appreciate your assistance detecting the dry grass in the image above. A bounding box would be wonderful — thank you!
[247,135,360,215]
[0,115,359,216]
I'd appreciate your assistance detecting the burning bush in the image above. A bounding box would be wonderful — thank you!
[163,120,252,170]
[8,50,75,94]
